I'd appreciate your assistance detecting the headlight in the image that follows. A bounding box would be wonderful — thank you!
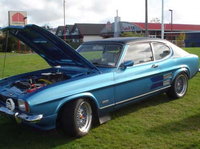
[18,99,30,112]
[6,98,15,111]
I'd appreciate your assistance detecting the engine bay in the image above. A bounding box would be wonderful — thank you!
[11,71,70,93]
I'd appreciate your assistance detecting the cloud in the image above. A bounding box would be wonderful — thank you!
[28,1,62,24]
[0,0,63,27]
[0,0,200,27]
[165,0,200,24]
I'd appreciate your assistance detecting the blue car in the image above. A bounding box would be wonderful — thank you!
[0,25,199,137]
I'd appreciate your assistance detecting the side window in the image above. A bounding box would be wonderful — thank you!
[123,43,153,65]
[153,43,171,60]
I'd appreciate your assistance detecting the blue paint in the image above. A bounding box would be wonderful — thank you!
[151,82,163,89]
[151,75,163,82]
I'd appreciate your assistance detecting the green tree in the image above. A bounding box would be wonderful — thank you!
[176,33,185,41]
[2,35,18,52]
[175,33,186,47]
[120,32,144,37]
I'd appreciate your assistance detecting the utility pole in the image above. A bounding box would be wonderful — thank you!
[145,0,148,37]
[169,9,173,41]
[161,0,164,39]
[63,0,66,41]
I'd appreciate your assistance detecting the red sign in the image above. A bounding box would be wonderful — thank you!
[8,11,27,26]
[12,13,25,22]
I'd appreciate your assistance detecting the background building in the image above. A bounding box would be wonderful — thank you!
[133,22,200,40]
[185,32,200,47]
[55,12,200,44]
[55,21,200,47]
[56,23,105,42]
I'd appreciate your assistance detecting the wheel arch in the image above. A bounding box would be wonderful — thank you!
[55,92,100,123]
[172,67,190,81]
[167,68,189,99]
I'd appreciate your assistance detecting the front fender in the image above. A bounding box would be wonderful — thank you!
[55,92,100,113]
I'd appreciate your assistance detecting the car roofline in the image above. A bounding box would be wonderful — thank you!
[82,37,168,45]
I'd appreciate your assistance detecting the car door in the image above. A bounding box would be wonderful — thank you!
[150,42,174,87]
[114,42,161,107]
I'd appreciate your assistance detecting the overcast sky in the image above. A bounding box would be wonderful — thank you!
[0,0,200,27]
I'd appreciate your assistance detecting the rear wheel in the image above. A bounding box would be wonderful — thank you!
[58,99,93,137]
[166,73,188,99]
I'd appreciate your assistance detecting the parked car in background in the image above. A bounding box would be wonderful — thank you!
[0,25,199,137]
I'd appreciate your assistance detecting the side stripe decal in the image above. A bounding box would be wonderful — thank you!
[99,85,171,110]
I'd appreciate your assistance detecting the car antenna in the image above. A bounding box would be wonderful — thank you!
[1,30,9,78]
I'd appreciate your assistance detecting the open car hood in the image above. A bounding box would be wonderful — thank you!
[1,24,99,71]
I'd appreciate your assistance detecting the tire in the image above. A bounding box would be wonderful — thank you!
[58,99,93,137]
[166,73,188,99]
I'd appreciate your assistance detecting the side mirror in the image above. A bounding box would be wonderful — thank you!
[120,60,134,70]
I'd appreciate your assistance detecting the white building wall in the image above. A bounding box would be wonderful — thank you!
[83,35,103,42]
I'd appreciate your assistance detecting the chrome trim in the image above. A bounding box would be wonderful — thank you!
[76,101,92,133]
[118,43,155,68]
[102,99,110,104]
[174,74,187,97]
[150,42,173,62]
[199,68,200,72]
[116,44,129,68]
[99,103,115,110]
[116,85,171,105]
[163,73,172,79]
[118,41,173,69]
[163,80,170,86]
[150,42,156,61]
[99,85,171,109]
[0,106,43,123]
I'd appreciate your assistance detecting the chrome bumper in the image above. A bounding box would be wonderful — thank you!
[0,106,43,123]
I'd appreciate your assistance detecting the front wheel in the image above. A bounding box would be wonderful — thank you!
[58,99,93,137]
[166,73,188,99]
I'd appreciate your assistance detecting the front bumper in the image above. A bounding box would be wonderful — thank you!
[0,106,43,123]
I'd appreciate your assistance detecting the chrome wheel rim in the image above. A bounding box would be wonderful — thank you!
[76,101,92,133]
[175,74,187,97]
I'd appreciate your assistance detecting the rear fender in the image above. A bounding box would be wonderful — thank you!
[172,67,190,81]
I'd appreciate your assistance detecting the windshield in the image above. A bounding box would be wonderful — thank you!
[77,43,123,67]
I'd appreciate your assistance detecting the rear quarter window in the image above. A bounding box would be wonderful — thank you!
[153,43,171,60]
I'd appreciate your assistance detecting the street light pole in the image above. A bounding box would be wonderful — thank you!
[169,9,173,41]
[161,0,164,39]
[63,0,66,41]
[145,0,148,37]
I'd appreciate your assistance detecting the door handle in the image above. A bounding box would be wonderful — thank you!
[152,64,159,68]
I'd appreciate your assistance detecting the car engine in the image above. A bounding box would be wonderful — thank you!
[11,72,70,93]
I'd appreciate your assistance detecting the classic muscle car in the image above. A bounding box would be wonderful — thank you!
[0,25,199,137]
